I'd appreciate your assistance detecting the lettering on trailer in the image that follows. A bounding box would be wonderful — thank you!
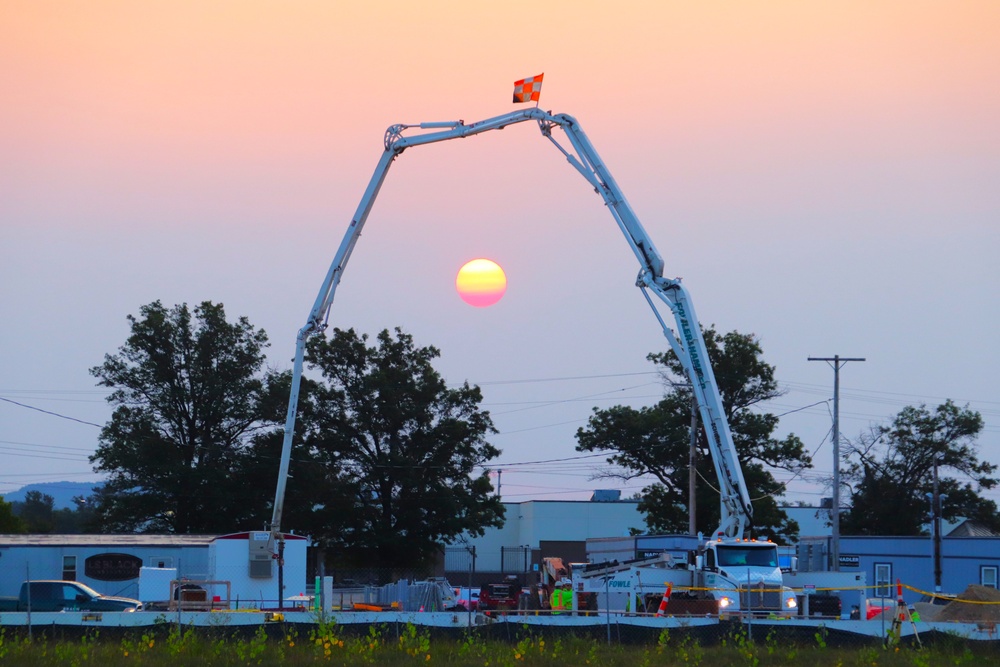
[607,580,632,589]
[85,553,143,582]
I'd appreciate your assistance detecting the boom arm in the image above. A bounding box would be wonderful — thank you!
[269,108,753,552]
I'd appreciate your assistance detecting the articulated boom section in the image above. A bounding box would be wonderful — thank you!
[269,108,754,553]
[645,278,754,540]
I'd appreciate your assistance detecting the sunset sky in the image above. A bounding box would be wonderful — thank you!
[2,2,998,521]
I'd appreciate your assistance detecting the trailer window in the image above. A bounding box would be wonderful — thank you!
[982,566,998,589]
[62,555,77,581]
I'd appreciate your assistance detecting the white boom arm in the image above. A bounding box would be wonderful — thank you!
[268,108,753,552]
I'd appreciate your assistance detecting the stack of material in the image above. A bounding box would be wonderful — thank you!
[936,585,1000,622]
[912,600,944,622]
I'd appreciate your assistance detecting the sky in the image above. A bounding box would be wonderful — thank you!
[2,2,998,522]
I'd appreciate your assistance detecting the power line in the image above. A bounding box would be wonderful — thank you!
[0,439,98,453]
[0,396,103,428]
[0,449,92,463]
[473,371,661,386]
[781,381,1000,407]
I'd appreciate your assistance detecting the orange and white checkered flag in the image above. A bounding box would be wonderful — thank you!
[513,73,543,103]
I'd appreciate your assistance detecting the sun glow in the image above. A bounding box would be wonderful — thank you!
[456,258,507,307]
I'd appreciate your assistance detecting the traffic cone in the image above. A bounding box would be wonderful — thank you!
[655,583,672,617]
[896,580,906,622]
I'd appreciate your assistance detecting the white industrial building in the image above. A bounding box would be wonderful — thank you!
[0,531,307,607]
[443,495,643,581]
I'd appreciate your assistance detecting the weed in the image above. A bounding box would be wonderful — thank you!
[233,625,268,665]
[457,631,487,660]
[0,628,10,661]
[347,623,385,664]
[398,622,431,660]
[513,633,548,662]
[724,628,758,667]
[676,633,704,666]
[119,631,155,659]
[165,625,196,656]
[911,651,930,667]
[656,627,671,653]
[310,617,345,660]
[549,637,563,661]
[951,647,975,666]
[853,645,879,667]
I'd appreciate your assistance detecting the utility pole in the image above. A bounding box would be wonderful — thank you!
[932,456,944,592]
[809,355,865,571]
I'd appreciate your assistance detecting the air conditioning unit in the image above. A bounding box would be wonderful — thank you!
[249,532,273,578]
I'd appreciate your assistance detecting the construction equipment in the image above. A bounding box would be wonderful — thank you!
[887,579,921,647]
[523,557,597,613]
[478,578,521,614]
[266,106,805,615]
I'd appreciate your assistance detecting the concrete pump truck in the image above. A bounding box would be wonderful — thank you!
[265,106,798,616]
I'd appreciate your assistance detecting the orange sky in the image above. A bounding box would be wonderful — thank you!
[4,2,997,234]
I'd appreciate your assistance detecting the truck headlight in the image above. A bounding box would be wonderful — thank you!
[785,597,797,609]
[719,596,732,608]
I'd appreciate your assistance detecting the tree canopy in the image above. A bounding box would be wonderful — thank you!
[266,327,505,571]
[840,400,999,535]
[0,496,25,533]
[576,327,811,542]
[90,301,277,533]
[6,491,98,534]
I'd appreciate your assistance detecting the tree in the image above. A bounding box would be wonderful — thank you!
[576,327,811,541]
[8,492,100,533]
[840,400,998,535]
[53,496,101,534]
[14,491,56,533]
[0,496,25,533]
[90,301,278,533]
[282,327,505,571]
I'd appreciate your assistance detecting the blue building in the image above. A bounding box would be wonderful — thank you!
[803,534,999,604]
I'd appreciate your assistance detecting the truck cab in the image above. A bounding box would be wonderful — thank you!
[702,540,797,615]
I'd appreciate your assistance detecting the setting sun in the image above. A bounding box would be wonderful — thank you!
[456,259,507,307]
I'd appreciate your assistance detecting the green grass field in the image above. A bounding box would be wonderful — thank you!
[0,622,988,666]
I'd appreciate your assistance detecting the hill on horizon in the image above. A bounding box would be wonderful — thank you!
[3,481,103,509]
